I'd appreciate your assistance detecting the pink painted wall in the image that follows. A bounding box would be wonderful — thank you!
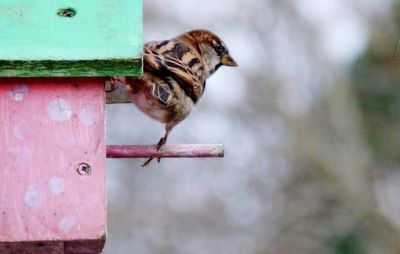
[0,78,106,252]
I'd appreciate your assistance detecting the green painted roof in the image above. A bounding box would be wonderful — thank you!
[0,0,143,77]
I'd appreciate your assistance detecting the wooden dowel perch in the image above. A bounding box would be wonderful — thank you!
[106,144,224,158]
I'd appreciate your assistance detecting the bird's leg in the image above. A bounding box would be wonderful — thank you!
[157,131,169,150]
[141,135,166,167]
[142,127,171,167]
[142,157,154,167]
[156,130,170,163]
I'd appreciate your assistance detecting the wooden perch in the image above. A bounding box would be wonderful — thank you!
[106,144,224,158]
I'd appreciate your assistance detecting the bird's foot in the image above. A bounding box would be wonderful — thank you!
[142,157,154,167]
[142,137,166,167]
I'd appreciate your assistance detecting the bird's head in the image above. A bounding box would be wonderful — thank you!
[183,30,238,78]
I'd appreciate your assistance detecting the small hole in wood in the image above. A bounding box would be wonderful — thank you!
[36,243,45,247]
[77,163,91,175]
[57,8,76,17]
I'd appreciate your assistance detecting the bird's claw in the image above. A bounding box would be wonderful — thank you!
[142,156,162,166]
[142,157,154,167]
[142,137,166,166]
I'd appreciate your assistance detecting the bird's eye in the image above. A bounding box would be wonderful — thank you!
[213,44,224,54]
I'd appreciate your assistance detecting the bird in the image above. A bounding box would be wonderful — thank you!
[112,29,237,166]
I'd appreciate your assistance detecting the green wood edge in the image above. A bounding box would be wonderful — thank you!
[0,59,143,77]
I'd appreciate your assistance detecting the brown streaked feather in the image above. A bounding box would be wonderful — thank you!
[143,40,206,103]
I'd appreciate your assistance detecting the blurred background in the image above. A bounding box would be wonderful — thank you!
[104,0,400,253]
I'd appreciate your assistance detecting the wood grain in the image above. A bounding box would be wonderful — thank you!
[0,0,143,77]
[0,78,106,253]
[107,144,225,158]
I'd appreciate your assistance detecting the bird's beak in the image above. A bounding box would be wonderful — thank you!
[221,54,238,67]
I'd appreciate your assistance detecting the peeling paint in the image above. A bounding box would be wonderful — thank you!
[7,84,28,101]
[0,78,106,244]
[49,177,64,195]
[79,105,98,126]
[14,123,25,140]
[59,216,76,233]
[24,184,42,208]
[47,99,72,122]
[17,146,33,162]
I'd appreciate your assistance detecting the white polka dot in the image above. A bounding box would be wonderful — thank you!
[7,84,29,102]
[49,177,64,195]
[17,147,33,162]
[24,184,42,208]
[79,105,98,126]
[47,99,72,122]
[14,123,25,140]
[59,216,76,233]
[58,137,75,149]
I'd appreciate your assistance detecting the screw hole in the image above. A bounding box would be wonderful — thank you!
[57,8,76,18]
[77,163,91,175]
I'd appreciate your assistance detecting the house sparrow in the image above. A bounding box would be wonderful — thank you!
[114,29,237,166]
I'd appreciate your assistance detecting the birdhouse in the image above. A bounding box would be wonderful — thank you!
[0,1,225,253]
[0,0,142,253]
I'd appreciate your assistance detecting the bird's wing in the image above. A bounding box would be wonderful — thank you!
[143,40,205,103]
